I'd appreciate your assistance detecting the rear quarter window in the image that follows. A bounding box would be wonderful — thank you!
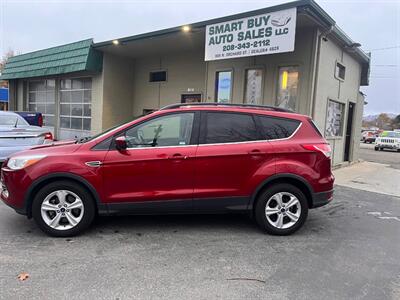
[309,119,323,137]
[257,115,301,140]
[202,112,259,144]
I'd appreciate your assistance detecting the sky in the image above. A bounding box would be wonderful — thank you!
[0,0,399,116]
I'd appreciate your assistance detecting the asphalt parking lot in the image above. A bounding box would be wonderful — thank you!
[0,142,399,299]
[359,142,400,169]
[0,184,399,300]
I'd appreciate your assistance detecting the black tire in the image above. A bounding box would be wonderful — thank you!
[255,183,308,235]
[32,181,96,237]
[374,146,379,151]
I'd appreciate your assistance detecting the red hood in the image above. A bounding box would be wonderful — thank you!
[30,139,76,150]
[11,140,82,157]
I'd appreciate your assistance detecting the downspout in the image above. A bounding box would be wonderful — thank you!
[311,25,334,120]
[204,61,208,102]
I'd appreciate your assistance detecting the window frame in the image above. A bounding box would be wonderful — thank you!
[110,111,200,150]
[27,79,56,127]
[215,69,233,103]
[199,111,263,145]
[243,67,265,105]
[325,99,345,138]
[253,114,302,141]
[149,70,168,83]
[335,61,346,81]
[59,77,92,132]
[275,65,300,111]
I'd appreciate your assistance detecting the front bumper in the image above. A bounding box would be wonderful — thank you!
[311,189,334,208]
[0,167,30,216]
[376,144,400,149]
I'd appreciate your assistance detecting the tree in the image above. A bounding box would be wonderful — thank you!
[392,115,400,130]
[0,49,15,88]
[375,113,393,130]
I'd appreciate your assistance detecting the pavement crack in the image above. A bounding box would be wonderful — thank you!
[226,277,266,284]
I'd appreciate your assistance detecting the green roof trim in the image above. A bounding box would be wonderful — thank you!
[0,39,102,80]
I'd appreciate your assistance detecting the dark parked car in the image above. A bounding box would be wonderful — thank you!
[15,111,44,127]
[1,103,334,237]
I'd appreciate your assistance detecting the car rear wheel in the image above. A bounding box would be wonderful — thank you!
[255,183,308,235]
[32,181,95,237]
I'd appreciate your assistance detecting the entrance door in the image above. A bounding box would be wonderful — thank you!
[344,102,355,161]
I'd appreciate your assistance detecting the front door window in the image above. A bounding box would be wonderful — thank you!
[124,113,194,148]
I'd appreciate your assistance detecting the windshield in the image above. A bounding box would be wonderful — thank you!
[0,115,28,126]
[76,114,147,143]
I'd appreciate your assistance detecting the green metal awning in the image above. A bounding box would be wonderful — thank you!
[0,39,102,80]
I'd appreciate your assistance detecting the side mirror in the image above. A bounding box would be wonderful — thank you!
[115,136,128,151]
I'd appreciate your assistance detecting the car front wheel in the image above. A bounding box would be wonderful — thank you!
[255,183,308,235]
[32,181,95,237]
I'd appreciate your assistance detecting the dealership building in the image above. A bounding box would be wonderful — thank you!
[0,0,369,165]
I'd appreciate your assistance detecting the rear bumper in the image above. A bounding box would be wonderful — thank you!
[311,189,334,208]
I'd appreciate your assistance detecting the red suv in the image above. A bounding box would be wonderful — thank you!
[1,103,334,237]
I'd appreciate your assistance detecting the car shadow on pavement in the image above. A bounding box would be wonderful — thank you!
[89,213,258,235]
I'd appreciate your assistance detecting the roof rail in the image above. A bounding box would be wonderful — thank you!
[160,102,294,113]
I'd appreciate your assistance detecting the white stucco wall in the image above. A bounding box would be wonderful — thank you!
[313,32,363,164]
[128,27,315,117]
[131,50,206,117]
[101,53,135,130]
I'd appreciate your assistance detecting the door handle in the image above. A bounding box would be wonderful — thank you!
[168,153,188,160]
[248,149,266,155]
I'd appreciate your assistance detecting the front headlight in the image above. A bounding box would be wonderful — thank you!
[7,155,46,170]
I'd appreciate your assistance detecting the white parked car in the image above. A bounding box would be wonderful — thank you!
[0,111,53,163]
[375,131,400,152]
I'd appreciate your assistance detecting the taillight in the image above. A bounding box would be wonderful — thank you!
[44,132,53,141]
[302,143,332,158]
[38,115,43,127]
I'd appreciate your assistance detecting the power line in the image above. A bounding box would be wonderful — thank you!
[372,64,397,67]
[367,46,400,51]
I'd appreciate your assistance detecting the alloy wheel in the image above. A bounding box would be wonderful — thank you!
[40,190,84,230]
[265,192,301,229]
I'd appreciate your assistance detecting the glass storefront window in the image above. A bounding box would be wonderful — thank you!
[59,78,91,134]
[244,69,263,105]
[325,100,344,137]
[215,71,232,103]
[276,66,299,111]
[28,79,55,127]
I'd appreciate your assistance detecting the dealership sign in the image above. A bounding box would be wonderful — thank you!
[205,8,297,61]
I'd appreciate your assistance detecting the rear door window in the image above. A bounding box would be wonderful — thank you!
[201,112,259,144]
[257,115,300,140]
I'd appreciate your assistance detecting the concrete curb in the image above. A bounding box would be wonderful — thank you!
[332,159,363,170]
